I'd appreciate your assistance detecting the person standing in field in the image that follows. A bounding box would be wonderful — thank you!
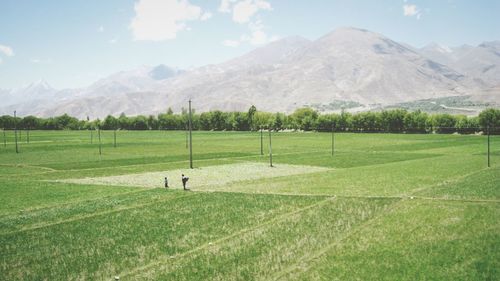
[164,176,169,188]
[181,174,189,190]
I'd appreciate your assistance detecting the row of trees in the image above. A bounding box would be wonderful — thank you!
[1,107,499,134]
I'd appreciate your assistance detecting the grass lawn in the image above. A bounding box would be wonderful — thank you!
[0,130,498,280]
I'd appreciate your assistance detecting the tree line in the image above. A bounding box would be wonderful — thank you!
[0,106,499,134]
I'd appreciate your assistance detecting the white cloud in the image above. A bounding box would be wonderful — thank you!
[0,57,3,64]
[130,0,209,41]
[222,39,240,47]
[403,4,418,16]
[247,30,267,45]
[219,1,274,47]
[244,19,268,45]
[232,0,271,23]
[109,38,118,44]
[0,44,14,57]
[223,19,276,47]
[98,25,104,32]
[218,0,237,13]
[200,11,213,21]
[403,4,421,19]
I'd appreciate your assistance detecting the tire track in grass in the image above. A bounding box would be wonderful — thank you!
[0,186,151,218]
[119,196,337,279]
[408,167,491,196]
[273,198,407,281]
[337,195,500,204]
[0,163,58,172]
[0,192,196,236]
[413,197,500,204]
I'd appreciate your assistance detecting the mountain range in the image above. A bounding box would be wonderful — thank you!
[1,27,499,118]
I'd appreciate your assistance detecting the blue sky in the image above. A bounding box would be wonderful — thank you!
[0,0,499,89]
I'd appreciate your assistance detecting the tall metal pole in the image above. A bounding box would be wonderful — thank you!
[260,127,263,155]
[114,129,117,148]
[331,125,334,156]
[185,124,188,149]
[268,129,273,167]
[188,100,193,169]
[14,110,19,153]
[27,129,30,144]
[98,128,102,155]
[2,129,6,148]
[487,125,490,168]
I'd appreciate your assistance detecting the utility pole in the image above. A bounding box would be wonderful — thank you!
[260,126,263,155]
[14,110,19,153]
[487,125,490,168]
[185,124,188,149]
[88,116,93,144]
[269,128,273,167]
[188,100,193,169]
[98,127,102,156]
[331,124,335,156]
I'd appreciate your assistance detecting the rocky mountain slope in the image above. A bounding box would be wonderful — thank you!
[1,27,498,118]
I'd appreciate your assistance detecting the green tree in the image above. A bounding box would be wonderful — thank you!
[404,110,428,133]
[118,113,130,130]
[456,115,479,134]
[0,115,15,129]
[478,108,500,134]
[130,116,148,130]
[290,107,318,131]
[210,110,226,131]
[380,109,407,133]
[432,114,457,133]
[247,105,257,130]
[102,115,119,130]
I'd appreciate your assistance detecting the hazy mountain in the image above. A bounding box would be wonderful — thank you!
[150,27,487,114]
[221,36,312,70]
[1,27,498,118]
[0,79,58,108]
[419,42,456,66]
[74,64,182,99]
[419,41,500,86]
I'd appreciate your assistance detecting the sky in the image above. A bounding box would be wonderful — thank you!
[0,0,499,89]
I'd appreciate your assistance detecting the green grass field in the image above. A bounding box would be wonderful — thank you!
[0,130,499,280]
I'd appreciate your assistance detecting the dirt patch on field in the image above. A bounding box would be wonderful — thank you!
[59,162,331,190]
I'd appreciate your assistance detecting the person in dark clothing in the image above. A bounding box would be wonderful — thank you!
[164,176,169,188]
[181,174,189,190]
